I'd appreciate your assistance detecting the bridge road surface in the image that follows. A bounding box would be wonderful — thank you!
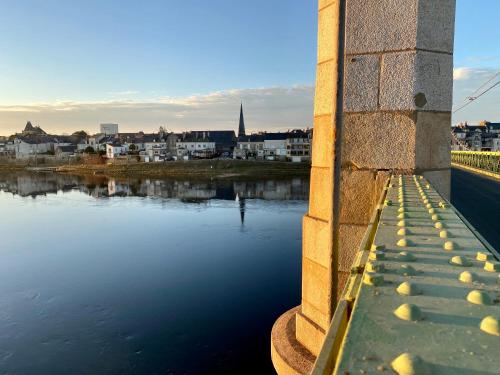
[451,167,500,251]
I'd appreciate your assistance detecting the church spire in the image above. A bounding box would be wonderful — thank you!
[238,102,246,137]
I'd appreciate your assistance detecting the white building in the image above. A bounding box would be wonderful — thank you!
[264,136,288,161]
[234,134,265,159]
[285,130,311,162]
[145,142,168,162]
[88,134,106,151]
[106,143,128,159]
[100,123,119,135]
[176,134,216,159]
[13,138,53,158]
[234,131,311,161]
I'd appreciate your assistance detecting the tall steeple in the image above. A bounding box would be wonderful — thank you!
[238,102,246,137]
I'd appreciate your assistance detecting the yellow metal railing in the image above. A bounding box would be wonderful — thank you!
[451,151,500,174]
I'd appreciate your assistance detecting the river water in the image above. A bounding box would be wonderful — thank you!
[0,172,308,375]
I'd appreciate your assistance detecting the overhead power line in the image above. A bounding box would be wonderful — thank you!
[453,78,500,114]
[452,70,499,111]
[468,71,500,98]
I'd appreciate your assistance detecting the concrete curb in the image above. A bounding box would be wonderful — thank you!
[451,163,500,180]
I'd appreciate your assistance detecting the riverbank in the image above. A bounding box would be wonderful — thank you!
[0,164,27,172]
[55,160,311,179]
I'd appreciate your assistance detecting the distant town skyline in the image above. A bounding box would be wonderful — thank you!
[0,0,499,136]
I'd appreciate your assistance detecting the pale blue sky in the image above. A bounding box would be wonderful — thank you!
[454,0,500,69]
[0,0,498,135]
[0,0,316,103]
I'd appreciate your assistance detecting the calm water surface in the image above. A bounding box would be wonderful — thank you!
[0,172,308,375]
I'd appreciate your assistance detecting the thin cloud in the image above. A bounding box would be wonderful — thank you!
[453,67,495,81]
[0,86,314,136]
[453,67,473,81]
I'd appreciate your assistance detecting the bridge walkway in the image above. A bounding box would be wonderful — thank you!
[313,174,500,374]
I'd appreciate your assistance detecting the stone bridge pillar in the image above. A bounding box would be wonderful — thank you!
[271,1,455,374]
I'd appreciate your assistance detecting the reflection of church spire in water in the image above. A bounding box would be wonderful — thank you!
[239,198,246,225]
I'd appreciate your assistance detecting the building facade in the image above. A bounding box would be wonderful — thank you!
[285,129,312,162]
[106,143,128,159]
[234,134,265,159]
[176,131,235,159]
[452,122,500,151]
[100,123,119,135]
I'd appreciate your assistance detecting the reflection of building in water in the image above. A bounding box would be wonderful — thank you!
[108,180,131,196]
[130,179,218,201]
[0,172,309,229]
[233,179,308,201]
[0,173,309,203]
[0,173,79,197]
[14,176,58,196]
[0,172,108,198]
[176,181,217,201]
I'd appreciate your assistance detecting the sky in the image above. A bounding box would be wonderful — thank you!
[0,0,498,136]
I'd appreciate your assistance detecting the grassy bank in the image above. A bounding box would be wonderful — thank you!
[56,160,311,179]
[0,164,27,172]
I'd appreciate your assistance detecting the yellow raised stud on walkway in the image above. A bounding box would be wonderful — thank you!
[467,290,492,305]
[397,228,408,236]
[450,256,472,267]
[439,230,450,238]
[484,261,500,272]
[459,271,478,283]
[369,251,386,261]
[366,262,385,273]
[391,353,431,375]
[394,303,422,321]
[396,281,421,296]
[397,238,412,247]
[443,241,456,251]
[476,252,492,262]
[480,316,500,336]
[439,201,448,209]
[363,272,384,286]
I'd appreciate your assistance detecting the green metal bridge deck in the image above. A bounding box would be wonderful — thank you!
[314,175,500,375]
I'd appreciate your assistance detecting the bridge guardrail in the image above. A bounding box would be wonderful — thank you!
[451,150,500,176]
